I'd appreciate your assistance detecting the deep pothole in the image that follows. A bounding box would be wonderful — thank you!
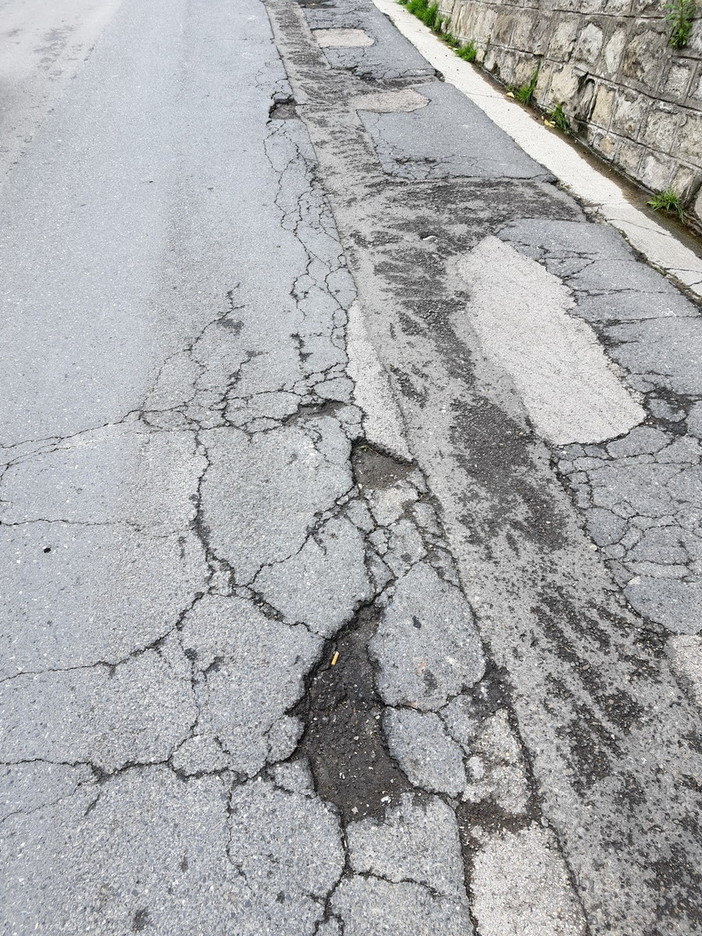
[293,606,412,823]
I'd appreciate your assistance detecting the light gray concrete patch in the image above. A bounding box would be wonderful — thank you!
[354,89,429,112]
[370,562,484,710]
[471,825,587,936]
[254,515,371,636]
[461,710,530,813]
[346,302,412,461]
[384,708,467,796]
[331,875,474,936]
[179,595,321,776]
[439,701,530,812]
[314,28,374,47]
[455,236,645,445]
[359,81,551,181]
[346,793,467,897]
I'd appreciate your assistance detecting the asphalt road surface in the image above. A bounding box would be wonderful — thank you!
[2,0,702,934]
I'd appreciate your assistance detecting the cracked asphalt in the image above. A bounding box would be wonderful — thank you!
[1,0,702,934]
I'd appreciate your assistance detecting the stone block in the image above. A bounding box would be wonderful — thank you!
[687,18,702,54]
[602,25,628,73]
[640,152,676,191]
[592,84,616,127]
[641,105,681,153]
[498,49,522,85]
[690,68,702,105]
[592,131,618,158]
[573,75,598,121]
[612,90,647,137]
[677,111,702,165]
[492,11,516,45]
[548,15,579,61]
[472,6,498,41]
[616,138,645,175]
[671,164,701,200]
[630,0,664,13]
[548,63,580,104]
[621,24,669,88]
[483,47,500,73]
[572,22,604,67]
[663,61,694,100]
[510,9,539,49]
[695,183,702,223]
[603,0,633,13]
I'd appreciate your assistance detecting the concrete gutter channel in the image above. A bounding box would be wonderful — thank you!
[265,0,702,933]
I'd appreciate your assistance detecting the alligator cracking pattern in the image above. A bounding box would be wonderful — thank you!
[2,0,702,933]
[0,12,565,932]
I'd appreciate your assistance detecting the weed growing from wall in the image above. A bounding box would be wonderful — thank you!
[665,0,696,48]
[399,0,479,64]
[513,67,540,105]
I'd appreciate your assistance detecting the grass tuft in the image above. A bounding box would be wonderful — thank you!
[547,102,571,132]
[648,188,686,220]
[456,40,478,61]
[400,0,479,62]
[512,66,540,106]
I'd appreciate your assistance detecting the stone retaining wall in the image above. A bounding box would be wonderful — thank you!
[438,0,702,220]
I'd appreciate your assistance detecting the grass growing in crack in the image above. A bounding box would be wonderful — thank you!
[665,0,696,48]
[512,66,540,106]
[546,102,571,133]
[399,0,479,63]
[648,188,686,220]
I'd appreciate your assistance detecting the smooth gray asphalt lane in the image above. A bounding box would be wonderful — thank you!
[2,0,702,934]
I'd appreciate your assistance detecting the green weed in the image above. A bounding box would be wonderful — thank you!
[456,40,478,61]
[648,188,686,219]
[665,0,696,48]
[547,102,571,132]
[513,66,540,106]
[404,0,441,29]
[400,1,479,64]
